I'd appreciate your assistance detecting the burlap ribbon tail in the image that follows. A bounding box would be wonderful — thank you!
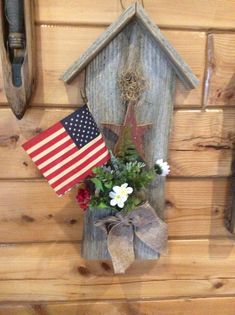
[95,202,167,273]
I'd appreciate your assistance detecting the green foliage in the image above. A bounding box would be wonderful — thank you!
[115,127,140,163]
[84,116,166,212]
[87,150,156,213]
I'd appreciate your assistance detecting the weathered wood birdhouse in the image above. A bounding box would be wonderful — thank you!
[61,2,199,264]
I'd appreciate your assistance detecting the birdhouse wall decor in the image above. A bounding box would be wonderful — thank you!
[61,2,199,273]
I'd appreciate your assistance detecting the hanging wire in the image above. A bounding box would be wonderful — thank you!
[120,0,145,10]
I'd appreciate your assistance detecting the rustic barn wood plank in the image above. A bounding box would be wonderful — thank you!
[83,17,176,259]
[0,240,235,280]
[205,34,235,107]
[36,0,235,30]
[0,27,205,106]
[0,178,230,243]
[61,3,198,89]
[1,297,235,315]
[135,3,198,89]
[0,240,235,301]
[0,108,234,178]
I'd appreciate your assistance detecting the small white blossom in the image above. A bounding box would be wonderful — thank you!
[109,183,133,208]
[155,159,170,176]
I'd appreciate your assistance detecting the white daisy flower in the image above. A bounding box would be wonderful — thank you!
[155,159,170,176]
[109,193,126,208]
[109,183,133,208]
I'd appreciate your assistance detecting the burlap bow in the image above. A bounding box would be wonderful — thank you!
[95,202,167,273]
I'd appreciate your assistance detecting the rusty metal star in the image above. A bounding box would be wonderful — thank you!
[102,101,152,160]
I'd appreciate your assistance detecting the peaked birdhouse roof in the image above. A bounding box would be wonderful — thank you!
[61,2,199,89]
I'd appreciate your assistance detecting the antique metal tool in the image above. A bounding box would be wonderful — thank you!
[0,0,35,119]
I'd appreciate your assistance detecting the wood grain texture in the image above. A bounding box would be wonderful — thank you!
[0,178,231,243]
[62,3,198,89]
[2,278,235,302]
[35,0,235,30]
[0,27,205,106]
[0,108,233,178]
[61,3,136,82]
[1,239,235,279]
[0,0,36,119]
[205,34,235,107]
[2,298,235,315]
[83,17,176,259]
[0,0,235,308]
[136,3,199,89]
[0,239,235,301]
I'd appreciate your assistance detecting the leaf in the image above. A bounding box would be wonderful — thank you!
[104,182,113,189]
[91,178,104,191]
[92,167,99,174]
[97,202,109,209]
[115,127,140,162]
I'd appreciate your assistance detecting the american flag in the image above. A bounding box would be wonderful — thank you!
[22,105,110,196]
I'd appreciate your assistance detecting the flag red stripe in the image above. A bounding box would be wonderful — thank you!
[45,137,105,180]
[29,131,68,158]
[22,122,62,151]
[39,146,78,174]
[56,153,110,195]
[51,146,109,189]
[34,138,74,167]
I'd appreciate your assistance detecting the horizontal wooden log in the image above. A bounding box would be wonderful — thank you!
[206,34,235,107]
[0,239,235,301]
[2,277,235,302]
[1,297,235,315]
[170,150,232,177]
[0,179,231,243]
[0,26,205,106]
[35,0,235,30]
[0,108,233,178]
[171,109,235,151]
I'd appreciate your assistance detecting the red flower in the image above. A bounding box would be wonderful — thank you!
[76,187,91,211]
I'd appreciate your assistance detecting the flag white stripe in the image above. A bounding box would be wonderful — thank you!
[43,135,103,177]
[54,150,109,192]
[32,135,71,162]
[38,143,76,170]
[26,127,65,154]
[37,134,102,170]
[48,142,105,184]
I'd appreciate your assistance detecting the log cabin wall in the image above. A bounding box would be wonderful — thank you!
[0,0,235,313]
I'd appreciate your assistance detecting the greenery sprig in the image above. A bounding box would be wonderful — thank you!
[76,130,170,213]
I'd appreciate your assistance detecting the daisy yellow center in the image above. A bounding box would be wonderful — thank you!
[119,187,128,197]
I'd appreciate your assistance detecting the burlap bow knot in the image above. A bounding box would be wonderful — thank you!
[95,202,167,273]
